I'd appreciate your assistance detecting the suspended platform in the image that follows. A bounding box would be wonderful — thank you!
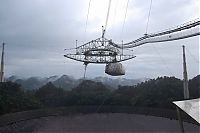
[64,18,200,76]
[64,36,135,76]
[64,37,135,64]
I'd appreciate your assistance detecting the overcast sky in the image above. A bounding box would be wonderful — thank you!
[0,0,199,79]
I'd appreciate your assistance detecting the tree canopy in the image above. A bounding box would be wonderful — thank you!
[0,75,199,115]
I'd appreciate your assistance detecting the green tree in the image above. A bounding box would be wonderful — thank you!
[113,76,184,109]
[189,75,200,98]
[35,82,67,107]
[66,80,111,105]
[0,82,40,115]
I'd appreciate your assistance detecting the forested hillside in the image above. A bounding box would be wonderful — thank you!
[0,75,199,115]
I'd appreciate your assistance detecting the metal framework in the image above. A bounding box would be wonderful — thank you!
[64,37,136,64]
[64,18,200,64]
[112,18,200,48]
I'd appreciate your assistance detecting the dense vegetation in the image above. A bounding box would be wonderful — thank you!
[0,75,199,115]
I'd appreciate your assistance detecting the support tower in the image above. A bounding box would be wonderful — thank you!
[0,42,5,82]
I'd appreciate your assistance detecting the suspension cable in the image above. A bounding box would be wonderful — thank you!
[121,0,130,38]
[185,47,199,63]
[151,44,174,76]
[111,0,119,27]
[104,0,112,36]
[84,0,92,42]
[110,18,200,48]
[145,0,153,34]
[64,48,76,51]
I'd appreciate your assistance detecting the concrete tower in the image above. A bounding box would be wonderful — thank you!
[182,45,189,99]
[0,42,5,82]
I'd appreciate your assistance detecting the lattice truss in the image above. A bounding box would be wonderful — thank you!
[64,18,200,64]
[64,37,135,64]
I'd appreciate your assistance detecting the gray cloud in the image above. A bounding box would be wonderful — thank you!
[0,0,199,79]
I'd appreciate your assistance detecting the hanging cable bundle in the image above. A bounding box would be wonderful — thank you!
[103,0,112,37]
[84,0,92,43]
[121,0,130,38]
[145,0,153,34]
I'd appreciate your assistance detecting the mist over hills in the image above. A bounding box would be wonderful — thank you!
[1,75,199,116]
[6,75,148,90]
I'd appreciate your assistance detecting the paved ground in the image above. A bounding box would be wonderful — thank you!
[0,113,199,133]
